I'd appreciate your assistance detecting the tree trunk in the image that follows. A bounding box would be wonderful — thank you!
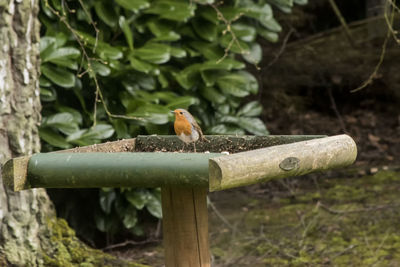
[0,2,141,266]
[0,0,53,265]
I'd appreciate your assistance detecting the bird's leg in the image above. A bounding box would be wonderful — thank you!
[181,143,185,152]
[193,142,196,153]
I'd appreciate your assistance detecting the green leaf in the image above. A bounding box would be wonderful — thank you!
[49,58,78,70]
[189,41,223,60]
[115,0,150,12]
[219,6,242,21]
[257,27,279,43]
[99,190,116,214]
[39,128,71,149]
[175,59,243,89]
[137,75,157,90]
[200,87,226,104]
[269,0,294,8]
[192,18,217,42]
[125,190,149,210]
[201,58,245,71]
[130,225,145,236]
[145,193,162,219]
[128,104,170,124]
[242,43,262,64]
[129,56,155,73]
[260,17,282,32]
[83,124,115,139]
[237,101,263,117]
[170,47,187,58]
[94,212,118,233]
[145,123,170,135]
[123,207,138,229]
[158,72,169,88]
[112,119,129,139]
[76,31,123,60]
[39,76,52,87]
[42,47,80,62]
[238,117,269,135]
[91,61,111,77]
[94,1,118,27]
[241,4,273,24]
[56,106,83,125]
[198,6,218,24]
[41,64,76,88]
[41,112,79,135]
[174,64,201,89]
[240,71,258,94]
[40,37,56,53]
[219,34,250,54]
[119,16,134,50]
[49,0,62,11]
[201,71,219,86]
[145,0,196,22]
[216,71,258,97]
[40,87,57,102]
[208,124,245,135]
[147,19,181,41]
[232,23,257,42]
[65,129,87,143]
[166,96,199,110]
[294,0,308,5]
[135,43,171,64]
[196,0,215,3]
[123,74,156,92]
[216,104,230,115]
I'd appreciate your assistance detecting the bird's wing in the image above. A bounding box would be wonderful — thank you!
[192,121,208,142]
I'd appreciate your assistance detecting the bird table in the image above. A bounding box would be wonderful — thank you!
[2,134,357,267]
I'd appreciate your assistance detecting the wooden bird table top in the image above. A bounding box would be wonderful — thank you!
[3,134,357,192]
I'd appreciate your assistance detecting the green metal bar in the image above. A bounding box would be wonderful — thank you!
[27,152,221,189]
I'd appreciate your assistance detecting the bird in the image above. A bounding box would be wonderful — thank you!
[171,109,207,152]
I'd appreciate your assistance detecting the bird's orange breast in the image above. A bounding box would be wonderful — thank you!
[174,117,192,136]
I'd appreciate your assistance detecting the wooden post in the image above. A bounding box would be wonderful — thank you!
[161,187,210,267]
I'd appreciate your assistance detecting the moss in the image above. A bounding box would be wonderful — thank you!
[371,170,400,183]
[42,218,148,267]
[209,169,400,266]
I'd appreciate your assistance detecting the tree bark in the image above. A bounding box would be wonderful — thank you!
[0,0,53,265]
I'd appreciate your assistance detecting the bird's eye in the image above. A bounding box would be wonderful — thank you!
[179,112,183,115]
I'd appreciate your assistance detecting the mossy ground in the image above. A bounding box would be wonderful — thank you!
[208,169,400,266]
[42,218,149,267]
[106,168,400,266]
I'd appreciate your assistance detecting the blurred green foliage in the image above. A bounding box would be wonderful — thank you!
[39,0,307,239]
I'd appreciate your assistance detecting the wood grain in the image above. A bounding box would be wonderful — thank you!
[161,187,210,267]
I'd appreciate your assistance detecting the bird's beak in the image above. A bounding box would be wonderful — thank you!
[170,111,175,114]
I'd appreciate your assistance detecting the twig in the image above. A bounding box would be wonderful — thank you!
[265,28,294,69]
[331,244,357,259]
[209,199,235,231]
[208,4,247,63]
[375,229,390,254]
[351,1,394,93]
[328,0,355,47]
[318,201,400,214]
[328,87,348,133]
[77,0,99,53]
[102,238,160,251]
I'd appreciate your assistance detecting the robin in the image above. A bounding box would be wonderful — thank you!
[171,109,207,152]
